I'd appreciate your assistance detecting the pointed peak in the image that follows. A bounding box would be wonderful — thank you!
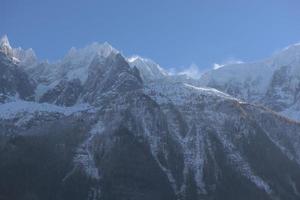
[84,41,116,53]
[0,34,13,56]
[102,41,113,48]
[127,55,168,81]
[0,35,37,65]
[127,55,157,65]
[0,34,12,49]
[62,42,119,66]
[127,55,142,63]
[0,34,10,47]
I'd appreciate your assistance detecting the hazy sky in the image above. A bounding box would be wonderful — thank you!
[2,0,300,71]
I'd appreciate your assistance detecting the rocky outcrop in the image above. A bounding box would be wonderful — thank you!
[40,78,83,106]
[0,52,35,102]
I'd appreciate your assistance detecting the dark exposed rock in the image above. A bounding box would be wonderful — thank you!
[40,78,83,106]
[0,52,35,102]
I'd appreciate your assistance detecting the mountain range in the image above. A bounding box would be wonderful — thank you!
[0,35,300,200]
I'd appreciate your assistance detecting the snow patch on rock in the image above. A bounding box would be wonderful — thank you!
[0,100,91,120]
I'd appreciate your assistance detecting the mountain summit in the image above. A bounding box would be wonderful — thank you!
[200,42,300,121]
[0,35,37,65]
[0,35,13,57]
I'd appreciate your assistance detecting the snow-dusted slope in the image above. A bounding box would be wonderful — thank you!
[143,78,300,197]
[21,40,115,88]
[0,52,35,102]
[0,100,91,120]
[0,35,37,66]
[0,35,13,58]
[127,56,168,81]
[200,43,300,121]
[1,36,300,200]
[58,42,118,83]
[127,55,202,87]
[23,41,120,104]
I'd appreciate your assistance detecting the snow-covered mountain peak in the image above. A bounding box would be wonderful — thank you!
[2,37,300,200]
[40,42,120,84]
[127,55,168,81]
[127,55,161,68]
[13,47,37,66]
[0,35,13,57]
[64,41,118,63]
[281,41,300,52]
[0,35,37,65]
[268,42,300,69]
[201,41,300,82]
[199,40,300,121]
[0,35,11,48]
[201,41,300,88]
[127,55,144,63]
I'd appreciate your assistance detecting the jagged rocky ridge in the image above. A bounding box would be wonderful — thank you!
[1,36,300,200]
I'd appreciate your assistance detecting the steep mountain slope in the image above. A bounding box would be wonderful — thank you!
[127,55,202,87]
[127,56,168,81]
[1,37,300,200]
[199,43,300,121]
[143,80,300,200]
[0,52,35,102]
[0,35,37,66]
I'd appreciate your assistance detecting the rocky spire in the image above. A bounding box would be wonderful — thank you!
[0,35,13,56]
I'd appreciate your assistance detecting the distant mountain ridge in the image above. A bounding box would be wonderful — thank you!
[0,35,300,200]
[198,43,300,121]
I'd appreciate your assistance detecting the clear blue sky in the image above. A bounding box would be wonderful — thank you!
[2,0,300,70]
